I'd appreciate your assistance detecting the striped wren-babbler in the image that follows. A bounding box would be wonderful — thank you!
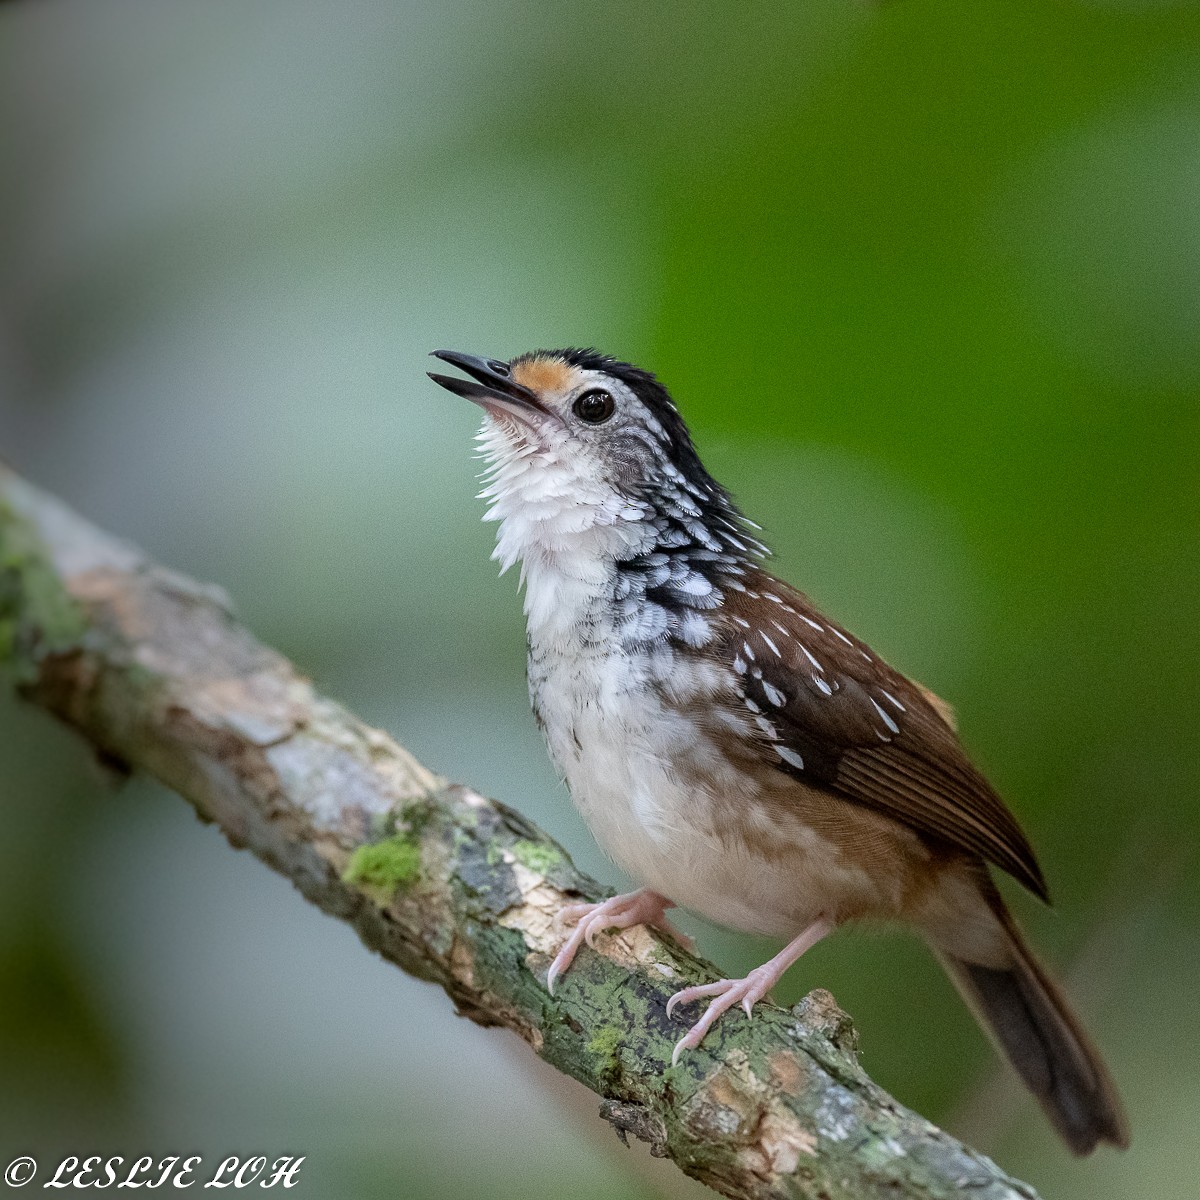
[428,347,1128,1155]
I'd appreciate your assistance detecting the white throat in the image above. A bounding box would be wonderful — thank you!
[475,418,653,643]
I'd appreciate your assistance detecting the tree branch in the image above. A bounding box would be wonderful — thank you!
[0,462,1039,1200]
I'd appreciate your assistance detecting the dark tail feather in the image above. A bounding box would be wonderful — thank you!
[935,903,1129,1155]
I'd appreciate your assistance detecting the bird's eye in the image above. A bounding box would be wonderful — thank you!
[573,390,616,425]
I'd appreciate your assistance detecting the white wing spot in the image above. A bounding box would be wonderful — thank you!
[743,641,756,661]
[761,633,782,658]
[744,697,762,713]
[764,592,783,604]
[798,643,823,672]
[755,715,779,739]
[733,655,747,675]
[800,615,824,631]
[771,620,791,638]
[880,689,906,713]
[732,616,750,629]
[871,697,901,734]
[762,681,786,707]
[813,675,834,696]
[777,747,805,770]
[831,628,854,646]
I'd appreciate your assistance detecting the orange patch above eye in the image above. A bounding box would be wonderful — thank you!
[511,358,574,396]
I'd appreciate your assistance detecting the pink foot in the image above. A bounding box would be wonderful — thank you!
[666,915,834,1066]
[546,888,692,994]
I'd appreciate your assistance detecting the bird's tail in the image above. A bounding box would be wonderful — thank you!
[933,898,1129,1155]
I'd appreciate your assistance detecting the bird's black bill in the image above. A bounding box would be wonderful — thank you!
[428,349,550,424]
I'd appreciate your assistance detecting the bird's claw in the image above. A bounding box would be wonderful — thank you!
[546,889,678,994]
[666,970,777,1066]
[664,916,834,1065]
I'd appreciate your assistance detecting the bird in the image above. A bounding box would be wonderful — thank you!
[427,346,1129,1155]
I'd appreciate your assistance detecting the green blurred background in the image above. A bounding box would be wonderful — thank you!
[1,1,1197,1197]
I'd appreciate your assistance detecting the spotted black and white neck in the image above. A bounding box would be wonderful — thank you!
[465,348,767,659]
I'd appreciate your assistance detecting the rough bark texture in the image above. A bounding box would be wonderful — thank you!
[0,463,1040,1200]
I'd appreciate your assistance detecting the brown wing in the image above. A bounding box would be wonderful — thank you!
[722,572,1048,901]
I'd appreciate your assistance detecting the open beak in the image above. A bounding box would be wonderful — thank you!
[428,350,553,427]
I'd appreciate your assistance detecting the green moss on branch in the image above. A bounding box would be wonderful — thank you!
[343,833,423,896]
[0,499,86,680]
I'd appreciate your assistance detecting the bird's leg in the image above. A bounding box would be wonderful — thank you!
[546,888,692,994]
[666,915,835,1066]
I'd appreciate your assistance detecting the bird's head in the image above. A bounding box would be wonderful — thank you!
[428,347,763,578]
[429,347,708,498]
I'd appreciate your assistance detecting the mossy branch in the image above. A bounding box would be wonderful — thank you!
[0,463,1040,1200]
